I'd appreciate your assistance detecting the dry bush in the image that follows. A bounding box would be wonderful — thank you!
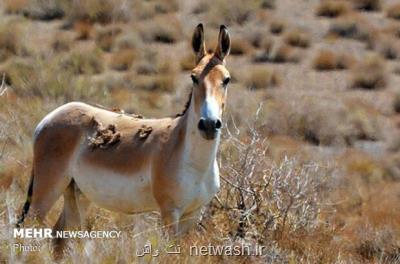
[207,0,261,26]
[284,29,311,48]
[384,23,400,38]
[61,49,105,75]
[110,49,136,71]
[4,0,66,20]
[132,53,178,92]
[371,34,400,60]
[139,16,182,44]
[1,56,105,101]
[3,0,27,14]
[328,14,374,42]
[261,95,385,146]
[313,50,355,71]
[245,67,281,89]
[0,21,26,62]
[316,1,351,18]
[179,53,195,71]
[253,39,301,63]
[51,32,72,52]
[74,20,93,40]
[350,0,381,11]
[95,26,122,52]
[350,54,387,89]
[112,33,143,52]
[260,0,276,9]
[230,37,253,56]
[270,19,286,35]
[209,111,333,261]
[64,0,131,24]
[387,4,400,20]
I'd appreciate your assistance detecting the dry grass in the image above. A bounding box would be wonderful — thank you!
[284,29,311,48]
[313,50,355,70]
[245,67,281,89]
[387,4,400,20]
[350,54,387,89]
[316,1,351,18]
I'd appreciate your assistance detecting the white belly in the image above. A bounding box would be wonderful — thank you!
[71,163,158,214]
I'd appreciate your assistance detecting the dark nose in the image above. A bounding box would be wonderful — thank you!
[198,118,222,133]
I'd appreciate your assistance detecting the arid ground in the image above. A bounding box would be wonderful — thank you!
[1,0,400,263]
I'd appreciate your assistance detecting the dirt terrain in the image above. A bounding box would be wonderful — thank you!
[1,0,400,263]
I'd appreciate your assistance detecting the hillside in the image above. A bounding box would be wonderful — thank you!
[0,0,400,263]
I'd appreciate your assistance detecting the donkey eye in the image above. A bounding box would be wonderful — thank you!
[191,74,199,85]
[222,77,231,86]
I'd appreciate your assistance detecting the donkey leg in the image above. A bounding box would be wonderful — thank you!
[74,185,91,230]
[52,181,81,258]
[177,209,201,235]
[160,208,182,238]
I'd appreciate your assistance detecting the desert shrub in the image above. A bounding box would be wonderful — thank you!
[313,50,355,70]
[60,49,104,75]
[207,0,261,25]
[139,16,182,44]
[153,0,179,14]
[179,53,194,71]
[261,0,276,9]
[270,20,286,35]
[230,37,252,55]
[132,54,177,92]
[284,29,311,48]
[4,0,66,20]
[245,67,281,89]
[213,112,330,246]
[110,49,136,71]
[316,1,350,18]
[328,14,374,42]
[351,0,381,11]
[74,20,93,40]
[51,33,72,52]
[350,54,387,89]
[0,21,26,62]
[2,57,104,101]
[112,33,143,52]
[64,0,131,24]
[372,35,400,60]
[387,4,400,20]
[95,27,122,52]
[3,0,27,14]
[253,38,301,63]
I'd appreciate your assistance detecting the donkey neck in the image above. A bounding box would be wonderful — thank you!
[177,92,220,172]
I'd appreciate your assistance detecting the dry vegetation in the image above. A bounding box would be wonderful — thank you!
[1,0,400,263]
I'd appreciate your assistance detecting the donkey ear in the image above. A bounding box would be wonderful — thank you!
[192,23,206,62]
[215,25,230,61]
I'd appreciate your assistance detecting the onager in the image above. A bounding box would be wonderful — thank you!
[17,24,231,247]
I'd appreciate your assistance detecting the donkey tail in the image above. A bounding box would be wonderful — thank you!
[16,170,34,228]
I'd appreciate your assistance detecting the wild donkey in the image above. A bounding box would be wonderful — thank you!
[17,24,231,246]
